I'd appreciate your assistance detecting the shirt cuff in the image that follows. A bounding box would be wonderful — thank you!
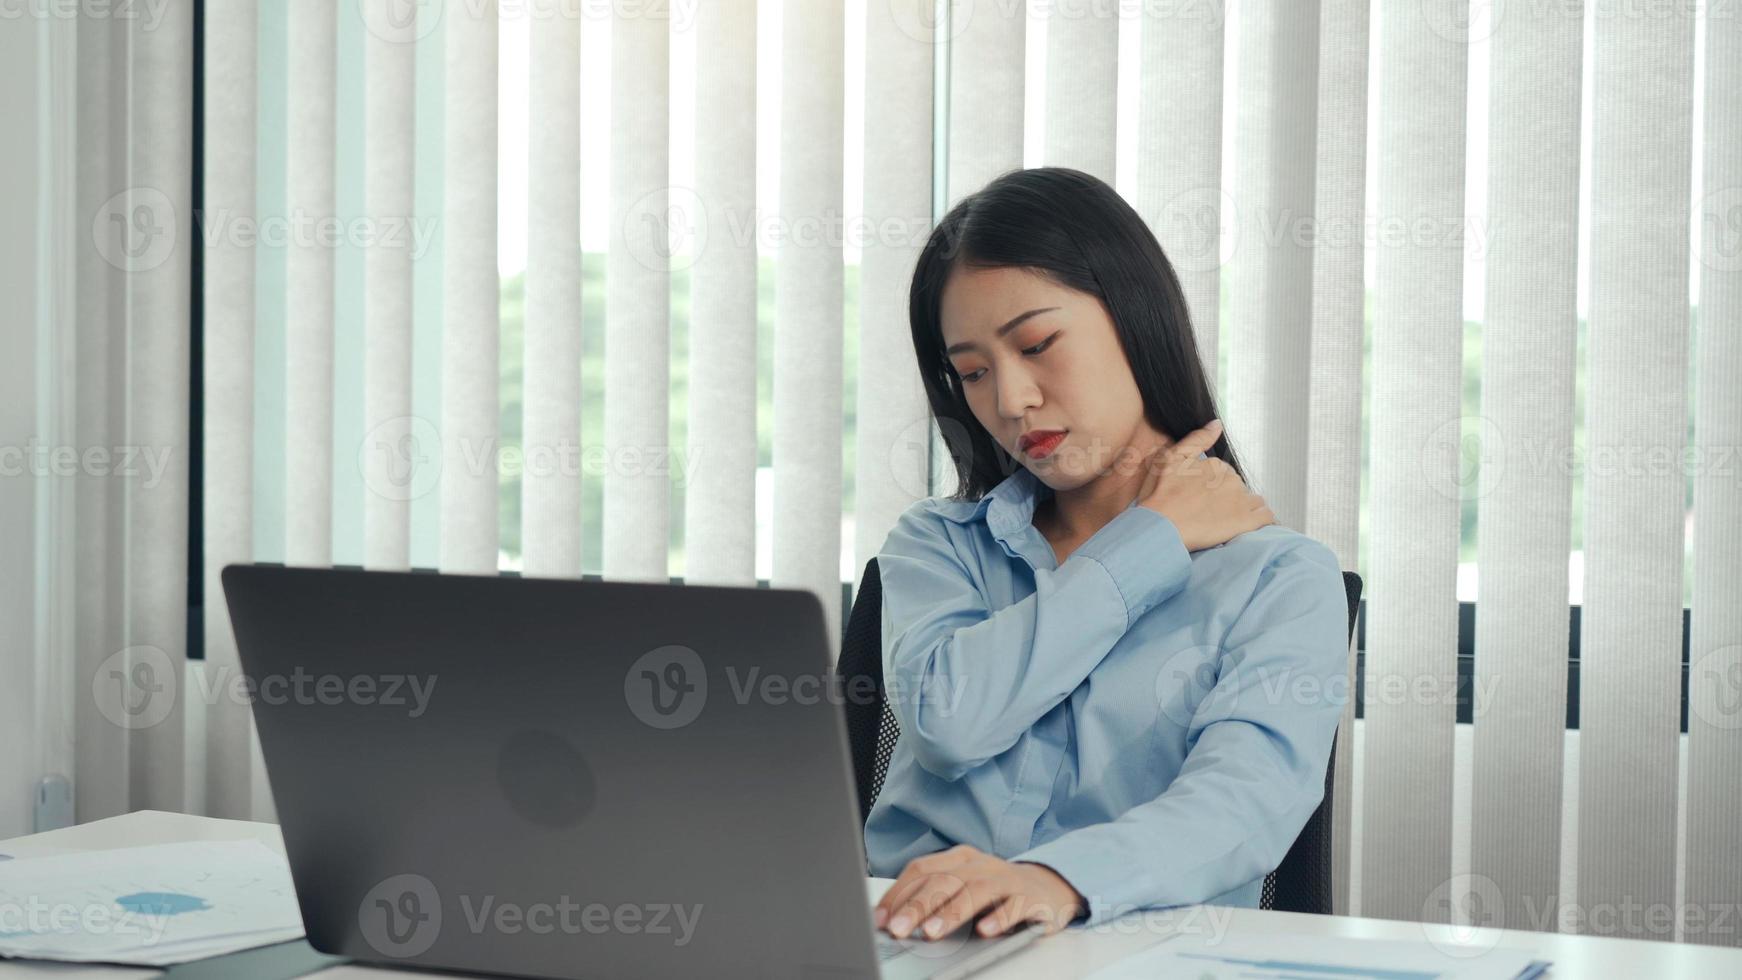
[1069,504,1192,627]
[1012,839,1150,927]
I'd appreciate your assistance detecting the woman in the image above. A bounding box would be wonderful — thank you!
[867,167,1349,943]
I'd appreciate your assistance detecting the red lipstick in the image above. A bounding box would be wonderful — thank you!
[1018,429,1066,459]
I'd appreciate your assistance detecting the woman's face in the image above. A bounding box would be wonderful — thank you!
[939,264,1166,491]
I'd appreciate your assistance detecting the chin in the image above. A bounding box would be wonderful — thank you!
[1029,467,1090,492]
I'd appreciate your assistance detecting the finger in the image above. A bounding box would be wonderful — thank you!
[919,877,1004,939]
[877,870,933,933]
[878,871,931,935]
[876,847,971,925]
[1205,458,1234,488]
[1141,445,1169,478]
[1167,419,1224,462]
[977,894,1049,937]
[1136,459,1162,498]
[975,894,1027,937]
[878,870,933,930]
[888,873,966,939]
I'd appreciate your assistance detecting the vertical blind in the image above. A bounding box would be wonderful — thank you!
[604,0,670,584]
[684,0,759,588]
[361,0,418,572]
[202,0,261,822]
[284,1,337,570]
[1468,0,1582,936]
[52,0,1740,947]
[440,2,503,575]
[521,1,585,579]
[1362,0,1467,924]
[853,0,932,596]
[1304,0,1368,919]
[1687,0,1742,935]
[125,0,194,815]
[1577,6,1697,928]
[772,0,847,644]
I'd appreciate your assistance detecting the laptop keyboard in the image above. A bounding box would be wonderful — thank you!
[874,933,920,962]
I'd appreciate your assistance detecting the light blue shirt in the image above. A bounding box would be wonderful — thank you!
[864,464,1349,926]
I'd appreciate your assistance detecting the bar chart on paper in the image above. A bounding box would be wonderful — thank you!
[1084,930,1551,980]
[0,839,305,966]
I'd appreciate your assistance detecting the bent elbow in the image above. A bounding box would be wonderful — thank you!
[904,722,985,782]
[886,633,1011,782]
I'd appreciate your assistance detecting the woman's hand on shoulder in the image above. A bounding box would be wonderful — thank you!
[1135,419,1276,552]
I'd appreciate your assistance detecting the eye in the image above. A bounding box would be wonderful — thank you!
[957,333,1056,384]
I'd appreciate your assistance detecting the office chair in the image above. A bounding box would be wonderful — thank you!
[836,555,1363,917]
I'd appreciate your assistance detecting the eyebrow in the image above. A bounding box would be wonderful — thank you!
[943,307,1061,356]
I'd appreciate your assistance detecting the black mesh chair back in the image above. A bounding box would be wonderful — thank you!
[835,556,1363,916]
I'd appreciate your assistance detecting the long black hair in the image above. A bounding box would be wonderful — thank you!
[908,166,1245,501]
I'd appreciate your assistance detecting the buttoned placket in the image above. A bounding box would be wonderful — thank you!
[984,476,1075,856]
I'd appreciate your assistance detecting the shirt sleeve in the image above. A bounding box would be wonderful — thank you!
[1010,539,1350,926]
[878,499,1194,782]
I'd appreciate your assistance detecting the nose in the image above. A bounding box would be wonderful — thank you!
[994,362,1041,421]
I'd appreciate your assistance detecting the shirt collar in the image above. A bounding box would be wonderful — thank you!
[937,451,1212,549]
[941,466,1055,540]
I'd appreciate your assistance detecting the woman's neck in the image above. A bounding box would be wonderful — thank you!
[1033,466,1143,543]
[1033,430,1175,542]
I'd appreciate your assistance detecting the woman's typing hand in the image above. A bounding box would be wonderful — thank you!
[874,844,1087,940]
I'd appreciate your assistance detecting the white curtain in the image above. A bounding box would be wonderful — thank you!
[1467,0,1581,937]
[35,0,1740,949]
[1360,0,1468,924]
[53,0,197,823]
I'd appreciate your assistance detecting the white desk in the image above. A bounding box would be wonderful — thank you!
[3,811,1738,978]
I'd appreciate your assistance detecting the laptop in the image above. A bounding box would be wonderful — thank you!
[221,565,1042,980]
